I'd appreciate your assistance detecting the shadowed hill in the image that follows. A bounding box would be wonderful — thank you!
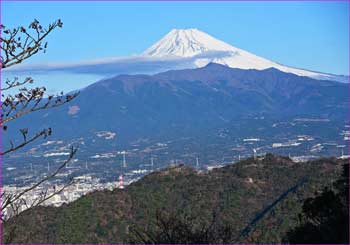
[3,154,347,243]
[5,64,349,147]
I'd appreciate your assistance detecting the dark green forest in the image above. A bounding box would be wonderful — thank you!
[4,154,349,244]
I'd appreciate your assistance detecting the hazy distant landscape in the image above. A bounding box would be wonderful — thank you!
[1,1,349,244]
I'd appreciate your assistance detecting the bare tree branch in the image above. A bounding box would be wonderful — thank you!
[32,178,75,207]
[5,146,78,210]
[1,19,63,68]
[0,77,33,92]
[1,128,50,155]
[1,88,79,126]
[1,19,81,244]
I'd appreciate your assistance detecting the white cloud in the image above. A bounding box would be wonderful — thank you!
[3,51,232,76]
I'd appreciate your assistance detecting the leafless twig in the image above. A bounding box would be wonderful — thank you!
[1,19,63,69]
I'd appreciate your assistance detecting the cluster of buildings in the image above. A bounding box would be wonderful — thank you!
[4,126,350,220]
[2,173,138,220]
[341,130,350,141]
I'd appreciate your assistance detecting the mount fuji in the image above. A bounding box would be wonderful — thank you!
[6,28,347,85]
[5,29,349,86]
[141,28,347,82]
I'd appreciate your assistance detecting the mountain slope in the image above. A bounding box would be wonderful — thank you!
[5,29,347,84]
[142,29,347,82]
[3,155,346,243]
[5,63,349,148]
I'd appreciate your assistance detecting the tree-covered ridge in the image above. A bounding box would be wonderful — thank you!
[283,163,349,244]
[4,154,347,244]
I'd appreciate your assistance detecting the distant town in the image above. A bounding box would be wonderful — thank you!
[3,117,350,218]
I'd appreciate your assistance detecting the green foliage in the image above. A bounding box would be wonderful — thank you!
[3,155,346,244]
[283,163,349,244]
[128,209,235,244]
[54,195,95,244]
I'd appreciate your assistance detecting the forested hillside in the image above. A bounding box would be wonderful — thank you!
[4,154,348,244]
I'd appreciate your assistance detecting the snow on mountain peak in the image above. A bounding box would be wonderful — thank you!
[142,28,236,57]
[142,28,347,82]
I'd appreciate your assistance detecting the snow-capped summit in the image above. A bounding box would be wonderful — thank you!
[142,28,347,82]
[142,28,236,57]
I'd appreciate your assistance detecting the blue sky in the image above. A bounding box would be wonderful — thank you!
[2,1,349,92]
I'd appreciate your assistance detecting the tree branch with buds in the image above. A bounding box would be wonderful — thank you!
[1,19,80,243]
[1,19,63,69]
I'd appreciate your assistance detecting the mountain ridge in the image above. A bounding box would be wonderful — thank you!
[5,63,348,148]
[5,29,347,83]
[141,28,348,82]
[3,155,346,243]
